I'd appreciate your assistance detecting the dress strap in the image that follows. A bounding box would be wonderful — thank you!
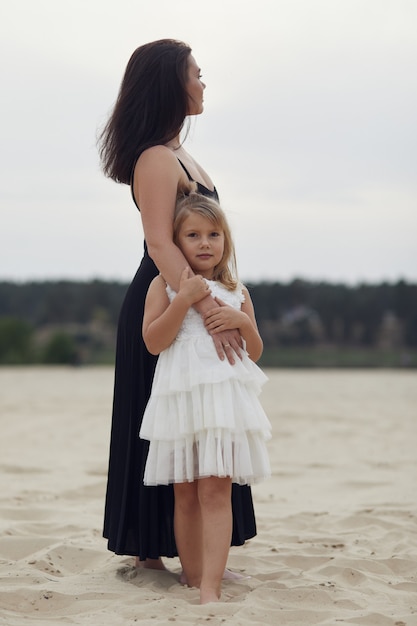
[177,159,194,182]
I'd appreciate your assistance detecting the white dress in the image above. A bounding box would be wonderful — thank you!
[140,279,271,486]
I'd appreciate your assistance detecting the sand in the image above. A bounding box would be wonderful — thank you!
[0,366,416,625]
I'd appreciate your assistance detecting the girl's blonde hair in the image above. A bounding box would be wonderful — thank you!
[174,193,238,290]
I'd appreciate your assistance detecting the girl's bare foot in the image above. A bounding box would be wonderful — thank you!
[135,557,167,570]
[200,588,221,604]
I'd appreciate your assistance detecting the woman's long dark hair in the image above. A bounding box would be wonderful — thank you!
[98,39,192,184]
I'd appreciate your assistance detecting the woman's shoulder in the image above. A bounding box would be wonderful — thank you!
[133,145,184,191]
[134,145,198,204]
[137,145,177,168]
[142,144,173,156]
[135,145,192,182]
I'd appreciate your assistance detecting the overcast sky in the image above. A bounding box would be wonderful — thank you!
[1,0,416,285]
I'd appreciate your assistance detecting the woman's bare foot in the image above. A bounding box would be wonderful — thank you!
[179,568,248,585]
[135,557,167,570]
[222,568,250,580]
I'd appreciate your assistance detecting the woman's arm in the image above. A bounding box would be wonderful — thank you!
[134,146,191,290]
[143,269,211,355]
[134,146,242,362]
[204,287,263,362]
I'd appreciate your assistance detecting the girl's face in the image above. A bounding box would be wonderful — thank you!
[186,55,206,116]
[177,212,224,278]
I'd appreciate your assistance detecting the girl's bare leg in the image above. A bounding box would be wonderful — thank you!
[198,476,233,604]
[174,481,203,588]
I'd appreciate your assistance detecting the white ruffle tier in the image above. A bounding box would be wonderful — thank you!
[140,333,271,486]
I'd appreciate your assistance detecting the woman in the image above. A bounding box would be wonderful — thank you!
[98,39,256,570]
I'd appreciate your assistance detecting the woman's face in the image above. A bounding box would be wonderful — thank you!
[186,54,206,116]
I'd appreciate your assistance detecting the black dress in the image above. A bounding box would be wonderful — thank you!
[103,162,257,558]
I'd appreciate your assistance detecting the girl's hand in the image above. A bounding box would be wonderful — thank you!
[204,297,243,333]
[178,267,211,305]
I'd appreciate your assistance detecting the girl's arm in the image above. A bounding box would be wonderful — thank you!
[143,268,211,355]
[134,146,242,361]
[204,286,263,362]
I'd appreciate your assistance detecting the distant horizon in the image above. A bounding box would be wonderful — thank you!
[1,273,415,287]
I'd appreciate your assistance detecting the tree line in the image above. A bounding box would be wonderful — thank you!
[0,279,416,366]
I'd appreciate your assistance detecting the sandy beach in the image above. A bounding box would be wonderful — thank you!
[0,366,416,625]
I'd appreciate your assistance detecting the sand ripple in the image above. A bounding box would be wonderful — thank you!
[0,367,416,625]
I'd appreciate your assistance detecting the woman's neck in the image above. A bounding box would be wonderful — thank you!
[165,135,182,151]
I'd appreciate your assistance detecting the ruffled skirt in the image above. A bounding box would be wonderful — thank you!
[140,335,271,486]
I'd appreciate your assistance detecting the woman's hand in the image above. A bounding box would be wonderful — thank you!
[209,329,243,364]
[204,297,243,364]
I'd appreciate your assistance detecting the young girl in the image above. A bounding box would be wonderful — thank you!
[140,192,271,604]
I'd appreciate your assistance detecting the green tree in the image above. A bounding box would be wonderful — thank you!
[42,332,78,364]
[0,317,33,364]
